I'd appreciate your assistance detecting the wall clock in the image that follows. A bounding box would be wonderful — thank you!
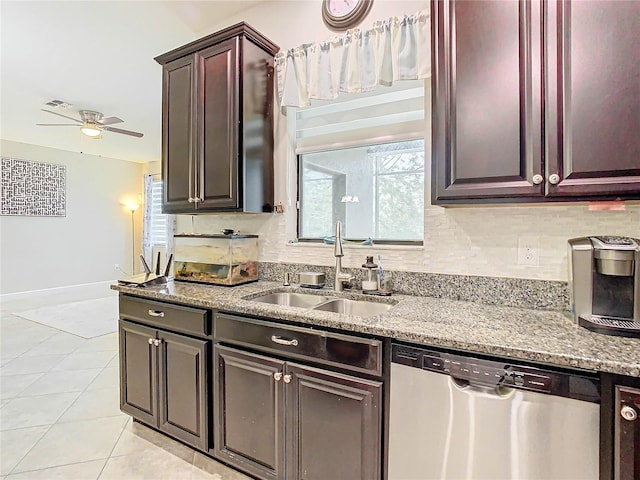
[322,0,374,31]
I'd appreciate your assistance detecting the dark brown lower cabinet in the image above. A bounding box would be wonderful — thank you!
[119,321,157,425]
[214,345,382,480]
[119,319,209,450]
[214,346,284,479]
[286,363,382,480]
[601,373,640,480]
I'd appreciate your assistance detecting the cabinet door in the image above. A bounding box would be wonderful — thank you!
[546,0,640,197]
[614,386,640,480]
[162,55,196,213]
[431,0,543,202]
[286,363,383,480]
[214,345,285,480]
[119,320,157,425]
[196,38,240,211]
[157,331,208,450]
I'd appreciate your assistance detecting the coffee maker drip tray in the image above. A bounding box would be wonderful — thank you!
[579,315,640,338]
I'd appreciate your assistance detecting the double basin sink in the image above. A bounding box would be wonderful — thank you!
[247,291,395,318]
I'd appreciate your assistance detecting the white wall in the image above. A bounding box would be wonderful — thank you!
[0,140,144,294]
[177,1,640,282]
[196,1,427,46]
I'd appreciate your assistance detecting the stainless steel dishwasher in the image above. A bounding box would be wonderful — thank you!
[388,343,601,480]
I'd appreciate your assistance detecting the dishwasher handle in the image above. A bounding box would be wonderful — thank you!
[451,377,516,399]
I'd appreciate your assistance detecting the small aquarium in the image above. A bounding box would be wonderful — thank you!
[173,234,259,286]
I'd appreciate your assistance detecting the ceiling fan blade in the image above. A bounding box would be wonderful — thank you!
[98,116,124,126]
[102,126,144,138]
[41,109,83,123]
[36,123,78,126]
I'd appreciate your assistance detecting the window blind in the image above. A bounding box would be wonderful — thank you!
[149,179,168,248]
[294,79,426,154]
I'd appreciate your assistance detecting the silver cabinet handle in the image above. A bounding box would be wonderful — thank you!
[148,338,154,345]
[188,197,195,203]
[621,405,638,422]
[273,372,283,381]
[283,374,292,384]
[548,174,560,185]
[153,339,161,347]
[532,174,543,185]
[271,335,299,347]
[148,310,165,317]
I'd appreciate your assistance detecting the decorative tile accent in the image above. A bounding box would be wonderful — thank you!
[1,157,66,216]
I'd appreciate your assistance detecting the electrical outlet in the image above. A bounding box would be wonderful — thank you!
[114,263,121,271]
[517,236,540,266]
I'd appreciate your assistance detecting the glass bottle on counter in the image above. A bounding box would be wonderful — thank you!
[362,256,379,292]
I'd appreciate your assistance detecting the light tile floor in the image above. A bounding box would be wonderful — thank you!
[0,288,250,479]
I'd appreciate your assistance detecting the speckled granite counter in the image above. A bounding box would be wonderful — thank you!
[112,280,640,378]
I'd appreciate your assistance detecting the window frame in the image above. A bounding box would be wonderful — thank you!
[296,140,425,246]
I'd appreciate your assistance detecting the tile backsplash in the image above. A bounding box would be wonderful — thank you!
[175,203,639,282]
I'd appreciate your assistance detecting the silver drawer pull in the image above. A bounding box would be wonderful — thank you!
[283,374,292,384]
[273,372,283,381]
[148,310,165,317]
[271,335,299,347]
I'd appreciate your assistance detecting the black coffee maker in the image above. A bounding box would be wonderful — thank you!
[568,236,640,337]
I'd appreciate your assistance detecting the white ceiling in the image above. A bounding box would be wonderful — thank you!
[0,1,268,164]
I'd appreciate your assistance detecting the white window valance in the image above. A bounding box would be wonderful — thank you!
[275,9,430,109]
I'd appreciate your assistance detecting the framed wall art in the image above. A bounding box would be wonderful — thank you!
[1,157,66,217]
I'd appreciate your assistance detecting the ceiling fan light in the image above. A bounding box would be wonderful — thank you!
[80,125,101,137]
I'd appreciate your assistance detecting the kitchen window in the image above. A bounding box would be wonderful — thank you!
[295,80,426,244]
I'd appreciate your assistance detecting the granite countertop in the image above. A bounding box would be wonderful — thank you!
[112,280,640,377]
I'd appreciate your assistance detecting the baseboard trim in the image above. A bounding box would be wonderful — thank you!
[0,280,117,301]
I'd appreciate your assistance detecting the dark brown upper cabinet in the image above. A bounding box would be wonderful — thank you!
[546,0,640,198]
[155,23,279,213]
[431,0,640,204]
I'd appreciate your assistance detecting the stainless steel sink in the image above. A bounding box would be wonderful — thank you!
[248,291,395,318]
[250,292,331,308]
[312,298,393,317]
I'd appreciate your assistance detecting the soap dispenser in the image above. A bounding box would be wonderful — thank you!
[362,256,379,293]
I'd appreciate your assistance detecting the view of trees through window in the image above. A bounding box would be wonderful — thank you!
[299,139,424,242]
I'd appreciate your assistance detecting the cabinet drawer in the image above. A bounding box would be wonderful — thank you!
[119,295,210,337]
[215,313,382,377]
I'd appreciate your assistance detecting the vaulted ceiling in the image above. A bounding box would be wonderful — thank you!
[0,1,268,163]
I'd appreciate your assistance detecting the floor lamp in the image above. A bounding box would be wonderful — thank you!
[126,202,140,275]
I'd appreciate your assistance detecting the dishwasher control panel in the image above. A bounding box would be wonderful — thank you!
[421,351,552,392]
[392,344,600,402]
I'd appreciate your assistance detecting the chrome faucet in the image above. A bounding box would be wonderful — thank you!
[334,221,353,291]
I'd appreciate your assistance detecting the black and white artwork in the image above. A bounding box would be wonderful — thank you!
[1,157,66,216]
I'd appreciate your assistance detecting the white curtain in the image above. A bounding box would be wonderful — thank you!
[275,9,430,109]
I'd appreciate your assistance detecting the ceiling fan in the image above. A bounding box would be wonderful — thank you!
[37,109,144,138]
